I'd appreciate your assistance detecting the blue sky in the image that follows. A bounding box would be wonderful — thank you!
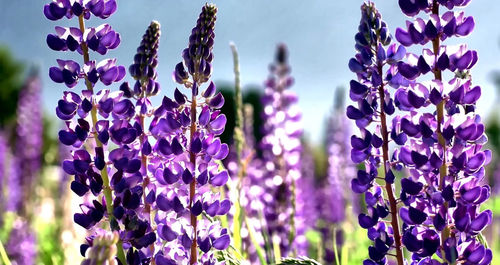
[1,0,499,142]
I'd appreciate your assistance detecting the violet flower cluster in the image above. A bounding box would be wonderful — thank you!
[0,72,42,265]
[158,3,230,264]
[15,72,43,217]
[0,133,6,211]
[322,90,356,225]
[393,0,492,264]
[348,1,492,264]
[45,1,133,263]
[259,43,304,258]
[318,89,357,263]
[5,220,37,265]
[295,147,318,256]
[46,1,230,264]
[347,2,407,264]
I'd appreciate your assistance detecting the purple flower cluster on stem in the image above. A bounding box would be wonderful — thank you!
[0,133,5,212]
[348,0,493,264]
[393,0,492,263]
[170,4,231,264]
[44,0,127,263]
[322,89,356,224]
[15,72,43,218]
[6,219,37,265]
[295,146,317,256]
[0,133,11,213]
[259,43,303,258]
[46,1,230,264]
[347,2,407,264]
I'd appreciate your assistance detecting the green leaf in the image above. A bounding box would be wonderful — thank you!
[215,249,242,265]
[0,239,12,265]
[244,216,268,265]
[275,256,323,265]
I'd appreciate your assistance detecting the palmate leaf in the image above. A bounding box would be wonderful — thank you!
[274,256,323,265]
[215,250,241,265]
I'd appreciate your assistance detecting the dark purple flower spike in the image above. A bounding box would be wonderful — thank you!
[45,0,128,263]
[393,0,492,263]
[347,2,408,264]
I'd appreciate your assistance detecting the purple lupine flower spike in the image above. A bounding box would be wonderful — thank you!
[0,133,22,214]
[6,152,21,213]
[295,146,318,256]
[108,20,162,261]
[15,71,43,217]
[393,0,492,264]
[347,2,407,264]
[259,43,303,259]
[323,88,357,223]
[319,88,357,263]
[6,219,37,265]
[124,20,161,98]
[45,0,127,263]
[0,133,6,213]
[150,4,229,264]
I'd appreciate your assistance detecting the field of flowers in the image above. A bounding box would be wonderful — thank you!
[0,0,499,264]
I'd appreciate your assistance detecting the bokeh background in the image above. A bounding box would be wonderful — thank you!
[1,1,500,264]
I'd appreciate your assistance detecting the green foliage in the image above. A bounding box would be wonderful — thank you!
[0,239,12,265]
[215,249,242,265]
[341,225,370,264]
[274,256,322,265]
[0,46,24,127]
[0,213,16,243]
[244,215,268,265]
[481,195,500,215]
[36,221,64,265]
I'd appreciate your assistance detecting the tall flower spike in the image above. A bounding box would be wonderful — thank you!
[124,20,161,97]
[259,43,304,259]
[174,4,217,87]
[295,145,318,256]
[102,21,163,264]
[320,88,357,263]
[151,4,229,264]
[0,133,6,213]
[347,2,407,264]
[15,71,43,218]
[45,1,127,264]
[393,0,492,264]
[6,219,37,265]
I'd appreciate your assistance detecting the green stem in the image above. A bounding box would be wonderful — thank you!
[332,227,340,265]
[244,216,268,265]
[230,42,244,254]
[0,240,11,265]
[78,15,126,265]
[273,234,282,264]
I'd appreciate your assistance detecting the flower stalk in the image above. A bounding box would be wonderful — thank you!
[377,62,404,265]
